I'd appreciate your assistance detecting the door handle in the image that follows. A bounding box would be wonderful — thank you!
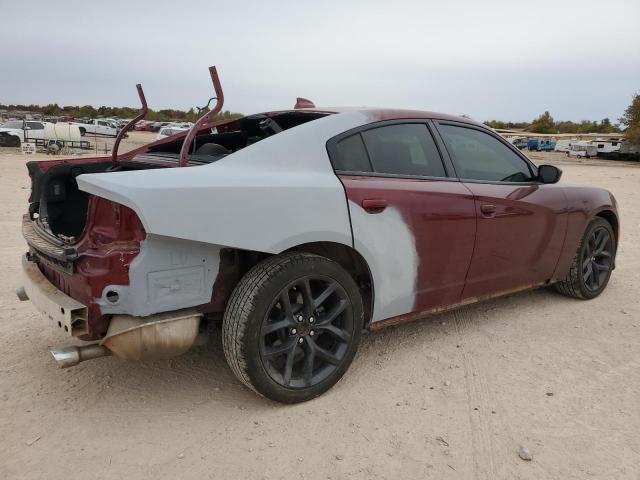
[480,204,497,216]
[361,198,388,213]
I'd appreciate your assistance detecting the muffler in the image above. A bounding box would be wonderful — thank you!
[49,308,203,367]
[101,308,202,361]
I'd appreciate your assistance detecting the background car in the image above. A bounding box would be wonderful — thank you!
[156,126,189,140]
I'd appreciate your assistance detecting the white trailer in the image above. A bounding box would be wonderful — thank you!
[592,139,621,158]
[0,120,88,149]
[567,141,598,158]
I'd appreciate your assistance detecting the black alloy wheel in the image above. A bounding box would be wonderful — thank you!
[222,252,363,403]
[554,217,616,299]
[260,276,354,389]
[581,225,613,292]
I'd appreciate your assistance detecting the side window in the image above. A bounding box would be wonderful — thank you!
[332,134,372,173]
[439,125,534,182]
[98,121,108,127]
[27,122,44,130]
[361,124,446,177]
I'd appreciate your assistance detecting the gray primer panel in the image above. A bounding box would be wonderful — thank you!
[77,112,371,254]
[97,234,221,317]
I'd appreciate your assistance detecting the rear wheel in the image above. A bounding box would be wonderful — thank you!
[7,135,20,147]
[222,252,363,403]
[554,217,615,299]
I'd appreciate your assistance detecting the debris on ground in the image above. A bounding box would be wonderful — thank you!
[25,435,41,446]
[518,445,533,461]
[435,436,450,447]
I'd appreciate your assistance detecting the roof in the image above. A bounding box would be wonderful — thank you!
[280,107,483,126]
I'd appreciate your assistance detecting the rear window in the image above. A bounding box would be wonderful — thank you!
[361,124,446,177]
[333,134,372,172]
[330,123,447,178]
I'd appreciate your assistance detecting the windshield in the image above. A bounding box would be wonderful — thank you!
[1,121,23,129]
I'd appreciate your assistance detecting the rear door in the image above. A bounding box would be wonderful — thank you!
[434,122,567,300]
[328,121,477,323]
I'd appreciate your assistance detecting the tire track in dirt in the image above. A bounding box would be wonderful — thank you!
[452,305,515,479]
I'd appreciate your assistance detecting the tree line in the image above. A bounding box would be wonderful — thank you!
[485,92,640,142]
[0,102,242,123]
[484,113,621,134]
[3,92,639,144]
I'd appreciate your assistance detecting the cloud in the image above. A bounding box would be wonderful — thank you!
[2,0,639,121]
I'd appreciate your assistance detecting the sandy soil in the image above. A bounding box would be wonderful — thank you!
[1,144,639,480]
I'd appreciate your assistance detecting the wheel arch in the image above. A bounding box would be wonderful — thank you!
[207,241,375,329]
[285,241,374,329]
[595,209,619,244]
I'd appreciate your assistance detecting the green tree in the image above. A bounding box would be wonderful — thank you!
[620,93,640,144]
[528,111,556,133]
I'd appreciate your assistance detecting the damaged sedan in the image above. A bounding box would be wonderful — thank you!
[17,67,619,402]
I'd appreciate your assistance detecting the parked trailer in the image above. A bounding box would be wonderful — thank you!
[567,141,597,158]
[0,120,90,149]
[593,140,621,159]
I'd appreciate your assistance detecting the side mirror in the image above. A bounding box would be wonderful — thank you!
[537,164,562,184]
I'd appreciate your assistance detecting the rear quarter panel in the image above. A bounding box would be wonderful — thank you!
[75,112,377,254]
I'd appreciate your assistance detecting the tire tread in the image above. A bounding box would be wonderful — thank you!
[222,252,349,398]
[554,217,613,300]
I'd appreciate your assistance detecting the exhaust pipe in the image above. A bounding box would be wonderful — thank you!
[50,344,111,368]
[48,308,203,368]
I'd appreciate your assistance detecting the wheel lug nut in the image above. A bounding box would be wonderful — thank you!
[291,328,297,335]
[298,338,304,344]
[309,317,314,323]
[297,315,304,322]
[310,330,315,336]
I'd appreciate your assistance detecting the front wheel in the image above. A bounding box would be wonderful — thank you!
[554,217,616,299]
[222,252,363,403]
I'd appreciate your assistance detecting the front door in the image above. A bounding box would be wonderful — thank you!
[328,121,477,323]
[435,122,567,300]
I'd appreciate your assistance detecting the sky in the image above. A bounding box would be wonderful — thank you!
[2,0,639,123]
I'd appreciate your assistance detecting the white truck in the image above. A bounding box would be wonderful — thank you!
[554,139,574,153]
[74,119,119,137]
[0,120,48,147]
[0,120,88,149]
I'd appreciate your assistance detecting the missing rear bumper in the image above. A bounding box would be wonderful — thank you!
[19,253,89,337]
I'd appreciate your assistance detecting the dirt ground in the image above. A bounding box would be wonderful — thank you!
[1,140,639,480]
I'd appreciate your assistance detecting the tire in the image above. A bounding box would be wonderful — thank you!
[79,127,86,136]
[7,136,20,147]
[554,217,616,299]
[222,252,363,403]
